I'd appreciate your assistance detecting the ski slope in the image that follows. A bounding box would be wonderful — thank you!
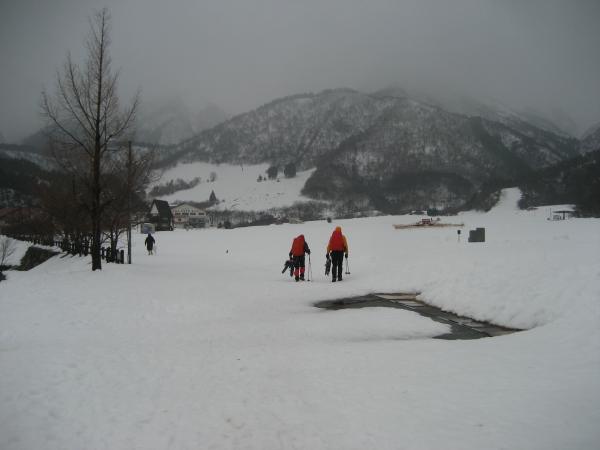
[1,188,599,450]
[151,162,316,210]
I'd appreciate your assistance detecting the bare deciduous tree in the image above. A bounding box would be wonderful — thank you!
[41,8,139,270]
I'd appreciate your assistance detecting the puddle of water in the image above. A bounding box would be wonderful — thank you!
[314,293,521,340]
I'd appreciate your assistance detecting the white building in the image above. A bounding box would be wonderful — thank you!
[171,203,207,228]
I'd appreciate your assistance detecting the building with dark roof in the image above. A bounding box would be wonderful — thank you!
[146,200,174,231]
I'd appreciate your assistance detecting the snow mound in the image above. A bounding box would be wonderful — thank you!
[0,236,31,266]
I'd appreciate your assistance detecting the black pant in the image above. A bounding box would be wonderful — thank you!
[292,255,305,270]
[292,255,306,279]
[330,251,344,280]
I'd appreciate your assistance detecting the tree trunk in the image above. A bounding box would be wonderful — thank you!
[91,139,102,270]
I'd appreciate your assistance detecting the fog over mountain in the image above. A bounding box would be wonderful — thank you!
[1,0,599,142]
[135,97,229,145]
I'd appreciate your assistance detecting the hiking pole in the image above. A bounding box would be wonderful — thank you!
[307,254,312,281]
[345,256,350,275]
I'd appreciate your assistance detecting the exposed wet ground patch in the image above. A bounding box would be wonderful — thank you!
[18,247,59,271]
[315,293,521,340]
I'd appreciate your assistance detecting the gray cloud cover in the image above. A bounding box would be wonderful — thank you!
[1,0,599,141]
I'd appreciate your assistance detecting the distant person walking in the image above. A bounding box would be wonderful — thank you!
[327,226,348,282]
[289,234,311,281]
[145,233,155,255]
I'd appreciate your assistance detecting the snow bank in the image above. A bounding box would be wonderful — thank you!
[0,188,599,450]
[0,236,31,266]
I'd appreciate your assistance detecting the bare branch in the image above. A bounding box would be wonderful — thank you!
[39,7,141,271]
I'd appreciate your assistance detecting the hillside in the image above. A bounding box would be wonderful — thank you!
[518,149,600,216]
[163,89,579,213]
[0,143,55,170]
[0,155,58,207]
[150,162,316,211]
[135,98,228,145]
[171,89,396,168]
[580,122,600,154]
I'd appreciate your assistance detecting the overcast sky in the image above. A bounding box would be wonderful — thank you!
[1,0,599,141]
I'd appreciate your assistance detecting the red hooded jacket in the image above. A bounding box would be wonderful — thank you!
[290,235,310,256]
[327,227,348,253]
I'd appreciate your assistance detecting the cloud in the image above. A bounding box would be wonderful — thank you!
[1,0,599,141]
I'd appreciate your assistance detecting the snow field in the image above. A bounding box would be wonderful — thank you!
[151,162,316,210]
[0,189,599,449]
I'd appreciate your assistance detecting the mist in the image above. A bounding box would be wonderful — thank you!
[1,0,599,142]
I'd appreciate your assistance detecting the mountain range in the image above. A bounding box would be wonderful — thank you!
[2,88,599,215]
[164,88,585,212]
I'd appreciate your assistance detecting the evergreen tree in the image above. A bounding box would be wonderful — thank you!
[284,163,296,178]
[267,165,278,179]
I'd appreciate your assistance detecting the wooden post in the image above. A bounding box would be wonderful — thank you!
[127,141,132,264]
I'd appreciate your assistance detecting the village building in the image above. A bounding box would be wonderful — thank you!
[550,209,575,220]
[146,199,174,231]
[171,203,207,228]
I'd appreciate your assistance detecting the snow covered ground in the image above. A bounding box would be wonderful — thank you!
[1,189,599,450]
[151,162,316,210]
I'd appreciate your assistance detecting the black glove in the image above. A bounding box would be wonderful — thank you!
[289,252,292,259]
[344,253,348,258]
[326,253,330,260]
[307,250,311,255]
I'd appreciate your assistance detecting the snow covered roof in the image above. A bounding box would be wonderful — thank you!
[172,203,205,212]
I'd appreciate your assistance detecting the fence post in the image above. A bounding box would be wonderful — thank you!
[120,249,125,264]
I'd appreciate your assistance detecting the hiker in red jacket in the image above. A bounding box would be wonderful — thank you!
[327,226,348,282]
[289,234,311,281]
